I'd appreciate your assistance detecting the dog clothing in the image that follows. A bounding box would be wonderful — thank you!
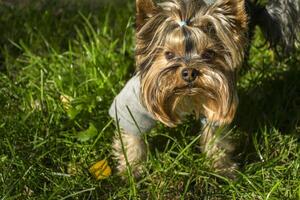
[109,75,215,135]
[109,75,156,135]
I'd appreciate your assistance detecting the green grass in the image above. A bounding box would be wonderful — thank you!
[0,1,299,199]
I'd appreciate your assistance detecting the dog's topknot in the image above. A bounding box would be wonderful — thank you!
[136,0,248,126]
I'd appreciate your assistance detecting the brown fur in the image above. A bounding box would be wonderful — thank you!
[137,0,247,126]
[113,0,248,178]
[113,131,146,177]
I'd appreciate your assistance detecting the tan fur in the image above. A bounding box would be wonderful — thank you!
[112,131,146,177]
[114,0,248,179]
[137,0,247,126]
[136,0,157,29]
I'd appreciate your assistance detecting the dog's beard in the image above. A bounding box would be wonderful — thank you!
[136,0,248,126]
[141,59,238,127]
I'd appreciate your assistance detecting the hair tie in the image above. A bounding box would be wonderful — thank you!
[178,20,187,27]
[204,0,216,5]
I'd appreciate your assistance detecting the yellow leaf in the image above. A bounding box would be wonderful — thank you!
[89,159,111,180]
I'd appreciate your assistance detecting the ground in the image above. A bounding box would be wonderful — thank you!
[0,1,299,199]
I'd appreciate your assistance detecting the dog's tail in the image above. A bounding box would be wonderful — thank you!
[249,0,300,54]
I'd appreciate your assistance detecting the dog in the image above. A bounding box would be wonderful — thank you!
[109,0,299,178]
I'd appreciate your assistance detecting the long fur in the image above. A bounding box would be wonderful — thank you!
[137,0,247,127]
[112,131,146,177]
[112,0,300,178]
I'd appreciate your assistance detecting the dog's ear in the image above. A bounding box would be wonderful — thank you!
[207,0,247,31]
[136,0,157,29]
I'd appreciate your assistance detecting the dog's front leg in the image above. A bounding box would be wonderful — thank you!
[112,131,147,178]
[200,123,237,179]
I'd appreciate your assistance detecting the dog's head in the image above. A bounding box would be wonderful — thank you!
[136,0,248,126]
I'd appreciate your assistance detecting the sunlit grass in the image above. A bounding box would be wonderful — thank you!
[0,1,299,199]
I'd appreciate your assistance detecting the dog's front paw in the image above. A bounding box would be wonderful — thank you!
[116,162,145,179]
[112,131,146,179]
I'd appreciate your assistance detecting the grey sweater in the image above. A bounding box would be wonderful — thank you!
[109,75,156,135]
[109,75,215,135]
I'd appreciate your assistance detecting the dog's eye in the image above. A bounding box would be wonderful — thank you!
[165,51,175,60]
[201,49,215,61]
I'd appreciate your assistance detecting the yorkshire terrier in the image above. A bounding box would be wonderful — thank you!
[109,0,300,178]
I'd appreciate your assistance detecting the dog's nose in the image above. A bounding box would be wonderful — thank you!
[181,68,199,82]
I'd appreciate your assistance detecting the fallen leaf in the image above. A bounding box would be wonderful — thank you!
[89,159,111,180]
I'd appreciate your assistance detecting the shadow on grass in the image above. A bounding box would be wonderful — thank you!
[236,67,300,133]
[234,61,300,165]
[149,60,300,168]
